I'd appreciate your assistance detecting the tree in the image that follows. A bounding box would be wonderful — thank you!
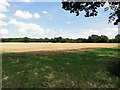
[50,38,55,43]
[115,34,120,43]
[88,34,101,43]
[53,37,63,42]
[70,39,77,43]
[76,38,83,43]
[1,38,5,42]
[44,37,49,42]
[109,39,115,43]
[62,1,120,25]
[61,38,67,43]
[23,37,29,42]
[65,38,71,43]
[100,35,109,43]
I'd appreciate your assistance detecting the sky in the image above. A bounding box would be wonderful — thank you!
[0,0,119,39]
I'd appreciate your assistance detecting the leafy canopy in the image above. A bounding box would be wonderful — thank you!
[62,0,120,25]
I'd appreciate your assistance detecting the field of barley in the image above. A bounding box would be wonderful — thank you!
[1,43,119,53]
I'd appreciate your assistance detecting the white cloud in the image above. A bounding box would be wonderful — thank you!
[0,13,6,19]
[18,0,31,2]
[83,28,118,39]
[42,11,48,14]
[66,21,72,24]
[8,0,33,2]
[46,28,118,39]
[0,20,7,26]
[34,13,40,19]
[0,0,10,13]
[8,18,44,36]
[59,29,63,32]
[0,29,8,35]
[106,28,118,32]
[47,14,52,20]
[14,10,33,19]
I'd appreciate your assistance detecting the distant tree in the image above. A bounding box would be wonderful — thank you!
[53,37,58,43]
[109,39,115,43]
[68,39,76,43]
[44,37,49,42]
[61,38,67,43]
[88,34,101,43]
[62,1,120,25]
[39,38,44,42]
[100,35,109,43]
[1,38,5,42]
[76,38,83,43]
[23,37,29,42]
[58,37,63,42]
[82,38,88,43]
[50,38,55,43]
[65,38,71,43]
[115,34,120,43]
[1,34,119,43]
[53,37,63,42]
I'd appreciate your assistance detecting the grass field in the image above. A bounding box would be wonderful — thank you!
[2,45,120,88]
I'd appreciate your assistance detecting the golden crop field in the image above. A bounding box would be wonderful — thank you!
[0,43,119,55]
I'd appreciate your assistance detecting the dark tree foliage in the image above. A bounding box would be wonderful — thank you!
[53,37,63,43]
[107,60,120,77]
[109,39,115,43]
[76,38,84,43]
[115,34,120,43]
[1,34,119,43]
[23,37,29,42]
[62,0,120,25]
[44,37,49,42]
[88,34,101,43]
[100,35,109,43]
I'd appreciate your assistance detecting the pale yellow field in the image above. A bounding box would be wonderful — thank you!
[0,43,119,53]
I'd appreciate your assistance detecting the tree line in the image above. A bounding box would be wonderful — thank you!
[0,34,120,43]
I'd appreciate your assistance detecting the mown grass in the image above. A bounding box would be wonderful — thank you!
[2,47,120,88]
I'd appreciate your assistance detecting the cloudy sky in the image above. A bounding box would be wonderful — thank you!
[0,0,118,39]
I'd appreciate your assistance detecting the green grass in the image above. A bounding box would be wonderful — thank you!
[2,47,120,88]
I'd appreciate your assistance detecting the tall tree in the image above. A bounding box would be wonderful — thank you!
[88,34,101,43]
[23,37,29,42]
[100,35,109,43]
[62,0,120,25]
[115,34,120,43]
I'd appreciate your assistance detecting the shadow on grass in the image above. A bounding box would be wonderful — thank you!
[107,60,120,77]
[99,47,120,53]
[98,48,120,77]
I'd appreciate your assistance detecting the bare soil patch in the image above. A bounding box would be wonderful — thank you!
[23,48,103,55]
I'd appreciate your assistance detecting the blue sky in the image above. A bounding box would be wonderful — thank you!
[0,0,118,39]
